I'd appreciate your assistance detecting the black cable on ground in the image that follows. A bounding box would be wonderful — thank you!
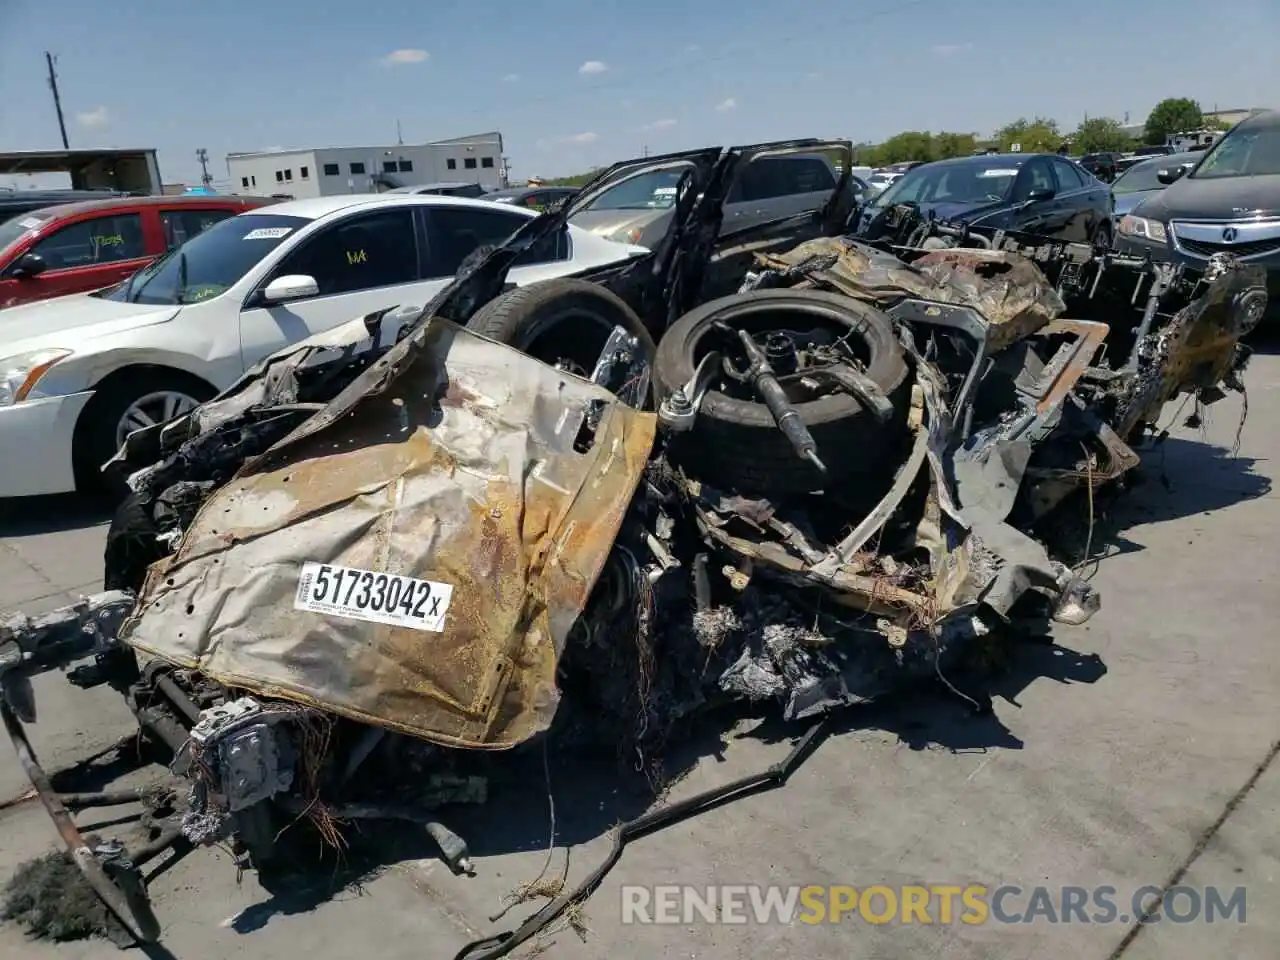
[451,717,830,960]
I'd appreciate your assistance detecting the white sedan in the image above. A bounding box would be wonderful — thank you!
[0,193,647,498]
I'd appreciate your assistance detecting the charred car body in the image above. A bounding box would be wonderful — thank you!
[0,138,1268,953]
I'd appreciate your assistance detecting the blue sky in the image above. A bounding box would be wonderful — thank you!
[1,0,1275,187]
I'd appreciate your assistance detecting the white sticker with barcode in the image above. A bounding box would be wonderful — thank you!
[243,227,293,240]
[18,217,43,229]
[294,561,454,632]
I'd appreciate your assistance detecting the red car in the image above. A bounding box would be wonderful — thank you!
[0,195,274,309]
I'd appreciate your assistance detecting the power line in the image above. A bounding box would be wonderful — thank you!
[45,52,69,150]
[195,148,212,187]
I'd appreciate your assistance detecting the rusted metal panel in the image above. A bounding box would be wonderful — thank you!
[119,320,656,749]
[755,237,1065,352]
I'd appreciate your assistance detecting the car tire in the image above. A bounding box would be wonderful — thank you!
[102,490,165,592]
[465,278,656,392]
[653,289,911,496]
[1092,221,1113,251]
[73,370,216,500]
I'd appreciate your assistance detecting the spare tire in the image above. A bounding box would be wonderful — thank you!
[466,278,656,393]
[653,289,910,496]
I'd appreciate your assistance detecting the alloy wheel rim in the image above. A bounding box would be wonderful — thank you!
[115,391,199,447]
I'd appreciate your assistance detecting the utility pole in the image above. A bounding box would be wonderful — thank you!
[396,119,404,145]
[45,52,69,149]
[196,148,212,187]
[642,144,649,158]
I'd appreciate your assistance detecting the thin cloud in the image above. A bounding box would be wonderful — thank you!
[578,60,608,76]
[642,118,678,132]
[930,42,972,55]
[381,48,428,65]
[262,145,285,153]
[561,132,598,145]
[685,43,701,53]
[502,73,520,82]
[76,106,109,128]
[715,97,737,112]
[806,71,821,80]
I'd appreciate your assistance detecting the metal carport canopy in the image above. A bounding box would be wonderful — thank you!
[0,148,162,193]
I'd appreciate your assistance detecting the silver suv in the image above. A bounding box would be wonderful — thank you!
[568,154,838,248]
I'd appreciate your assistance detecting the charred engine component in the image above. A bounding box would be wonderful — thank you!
[653,289,910,497]
[0,592,136,722]
[180,698,299,852]
[721,323,827,473]
[188,698,298,813]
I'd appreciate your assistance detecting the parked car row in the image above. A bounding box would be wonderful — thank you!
[1,112,1275,503]
[853,151,1114,246]
[0,192,650,497]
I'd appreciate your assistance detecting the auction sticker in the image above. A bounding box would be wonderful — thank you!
[294,561,453,632]
[242,227,293,240]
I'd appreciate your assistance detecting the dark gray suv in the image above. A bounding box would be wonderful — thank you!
[1116,109,1280,305]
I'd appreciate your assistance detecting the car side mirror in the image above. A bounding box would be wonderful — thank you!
[262,274,319,303]
[1156,166,1186,185]
[1025,187,1056,203]
[10,252,47,279]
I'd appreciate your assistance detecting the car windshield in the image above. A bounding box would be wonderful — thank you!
[0,210,56,258]
[1191,122,1280,178]
[96,213,309,305]
[873,160,1018,208]
[580,170,684,211]
[1112,154,1198,194]
[1112,159,1168,194]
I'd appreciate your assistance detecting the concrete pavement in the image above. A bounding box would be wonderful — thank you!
[1,347,1277,960]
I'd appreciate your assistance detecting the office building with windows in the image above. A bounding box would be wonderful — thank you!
[225,132,505,199]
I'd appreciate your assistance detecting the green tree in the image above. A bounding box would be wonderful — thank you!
[932,132,978,159]
[995,117,1062,153]
[545,169,603,187]
[1143,98,1203,145]
[877,131,935,164]
[1071,117,1132,153]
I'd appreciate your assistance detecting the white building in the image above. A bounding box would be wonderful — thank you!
[225,132,506,199]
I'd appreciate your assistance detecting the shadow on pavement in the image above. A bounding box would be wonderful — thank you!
[0,494,110,538]
[1037,435,1270,566]
[218,625,1109,937]
[1243,321,1280,357]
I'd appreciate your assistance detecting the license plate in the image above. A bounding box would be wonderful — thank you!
[293,562,454,632]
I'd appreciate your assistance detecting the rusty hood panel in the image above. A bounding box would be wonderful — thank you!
[119,319,657,749]
[756,236,1064,351]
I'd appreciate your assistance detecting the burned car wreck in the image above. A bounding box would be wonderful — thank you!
[0,139,1268,954]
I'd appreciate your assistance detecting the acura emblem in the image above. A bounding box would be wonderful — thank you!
[1221,227,1238,242]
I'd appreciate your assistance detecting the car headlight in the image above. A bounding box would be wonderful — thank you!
[1117,215,1168,243]
[0,349,73,407]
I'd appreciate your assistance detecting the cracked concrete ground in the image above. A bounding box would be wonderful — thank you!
[1,345,1277,960]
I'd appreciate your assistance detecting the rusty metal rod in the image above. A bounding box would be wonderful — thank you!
[131,828,189,869]
[1,703,162,943]
[60,789,152,810]
[133,705,189,755]
[152,673,201,724]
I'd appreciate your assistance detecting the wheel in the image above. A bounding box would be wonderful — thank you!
[103,490,165,591]
[465,278,656,389]
[73,370,215,499]
[653,289,910,496]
